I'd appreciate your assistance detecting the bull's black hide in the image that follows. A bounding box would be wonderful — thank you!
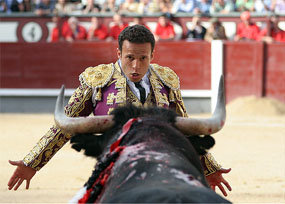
[71,105,231,203]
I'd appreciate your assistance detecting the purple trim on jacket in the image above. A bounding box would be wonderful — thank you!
[94,81,120,115]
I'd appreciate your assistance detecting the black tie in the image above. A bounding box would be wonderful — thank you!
[134,82,146,104]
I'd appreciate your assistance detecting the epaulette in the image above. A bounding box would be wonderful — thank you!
[151,64,180,90]
[79,63,114,89]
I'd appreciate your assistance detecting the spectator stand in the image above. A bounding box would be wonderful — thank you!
[0,12,285,42]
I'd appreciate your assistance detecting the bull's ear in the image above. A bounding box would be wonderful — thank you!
[70,133,104,158]
[186,135,215,155]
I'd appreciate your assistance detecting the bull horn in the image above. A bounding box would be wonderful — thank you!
[175,75,226,136]
[54,85,114,135]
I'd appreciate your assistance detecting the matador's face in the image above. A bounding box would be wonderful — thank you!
[117,40,154,82]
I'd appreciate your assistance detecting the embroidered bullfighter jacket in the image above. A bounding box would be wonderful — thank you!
[22,61,221,176]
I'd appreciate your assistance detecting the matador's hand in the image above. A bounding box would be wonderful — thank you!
[8,160,36,190]
[206,168,232,196]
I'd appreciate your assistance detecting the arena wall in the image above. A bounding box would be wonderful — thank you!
[0,14,284,113]
[1,41,284,113]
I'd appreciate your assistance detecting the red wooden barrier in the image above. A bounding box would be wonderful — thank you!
[264,43,285,103]
[154,42,211,90]
[0,41,284,103]
[0,42,117,88]
[223,42,265,103]
[0,42,211,89]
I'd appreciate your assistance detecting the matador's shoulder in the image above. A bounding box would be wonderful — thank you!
[151,64,180,90]
[79,63,115,89]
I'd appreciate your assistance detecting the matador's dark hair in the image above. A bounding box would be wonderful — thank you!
[118,25,155,53]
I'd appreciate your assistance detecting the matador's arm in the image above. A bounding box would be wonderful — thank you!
[170,88,224,177]
[200,152,222,176]
[23,84,93,170]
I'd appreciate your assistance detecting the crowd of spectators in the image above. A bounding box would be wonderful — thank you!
[1,0,284,14]
[1,1,284,42]
[234,11,285,42]
[50,11,285,43]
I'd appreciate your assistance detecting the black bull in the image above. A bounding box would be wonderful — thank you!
[54,76,231,203]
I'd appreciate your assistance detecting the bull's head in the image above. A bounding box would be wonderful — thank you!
[54,76,226,136]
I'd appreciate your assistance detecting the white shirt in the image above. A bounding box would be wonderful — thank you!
[118,60,151,101]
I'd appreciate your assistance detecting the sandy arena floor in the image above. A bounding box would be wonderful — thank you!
[0,98,285,203]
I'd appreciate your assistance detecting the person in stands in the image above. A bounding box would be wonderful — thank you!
[259,14,285,43]
[234,11,260,41]
[87,17,109,41]
[154,13,176,41]
[186,15,207,41]
[64,16,87,42]
[108,13,129,40]
[1,0,24,13]
[204,17,227,42]
[132,16,151,31]
[34,0,55,16]
[50,15,65,42]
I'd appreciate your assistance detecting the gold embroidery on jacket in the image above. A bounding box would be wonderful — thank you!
[151,64,180,90]
[113,61,122,73]
[149,66,187,117]
[107,108,114,115]
[79,64,114,89]
[112,67,127,105]
[149,70,168,107]
[126,86,142,107]
[24,64,114,170]
[202,153,222,176]
[23,125,72,170]
[126,86,155,107]
[174,89,188,117]
[107,79,116,87]
[107,93,116,105]
[66,86,92,117]
[144,92,155,108]
[115,77,126,89]
[95,88,102,101]
[116,89,126,104]
[158,93,169,106]
[169,89,175,102]
[23,84,92,170]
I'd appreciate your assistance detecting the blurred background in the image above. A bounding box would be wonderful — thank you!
[0,0,284,113]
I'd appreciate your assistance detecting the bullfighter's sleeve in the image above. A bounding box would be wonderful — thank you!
[154,63,222,176]
[170,88,222,176]
[22,83,93,171]
[169,89,188,117]
[200,152,222,176]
